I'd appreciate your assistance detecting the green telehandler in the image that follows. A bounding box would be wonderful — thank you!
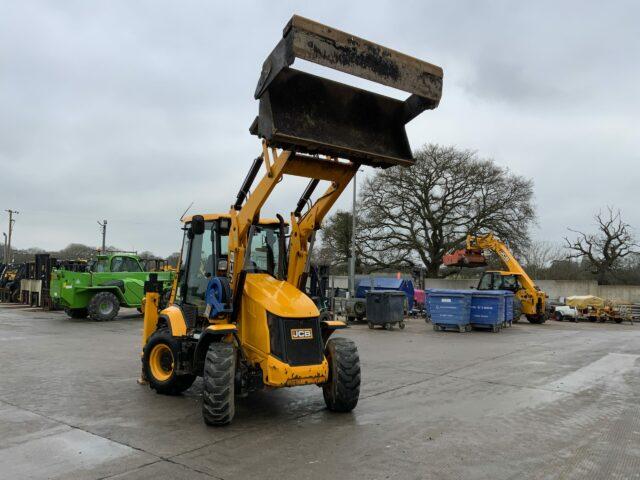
[50,252,174,321]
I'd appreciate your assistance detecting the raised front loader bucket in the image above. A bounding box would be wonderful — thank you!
[250,15,443,168]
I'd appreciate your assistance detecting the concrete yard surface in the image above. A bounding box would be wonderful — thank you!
[1,305,639,480]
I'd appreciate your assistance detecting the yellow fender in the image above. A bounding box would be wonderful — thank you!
[159,305,188,337]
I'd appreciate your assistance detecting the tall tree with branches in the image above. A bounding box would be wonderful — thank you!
[357,144,535,277]
[565,207,638,285]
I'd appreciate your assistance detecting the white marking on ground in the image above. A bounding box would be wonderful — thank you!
[546,353,640,394]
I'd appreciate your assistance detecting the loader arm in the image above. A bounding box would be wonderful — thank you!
[228,143,359,294]
[286,158,359,289]
[228,145,293,294]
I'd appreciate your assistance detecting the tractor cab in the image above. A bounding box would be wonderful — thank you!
[177,214,231,315]
[477,271,521,293]
[176,214,288,316]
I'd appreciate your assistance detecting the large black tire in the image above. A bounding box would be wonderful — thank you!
[143,329,195,395]
[202,342,236,426]
[323,337,360,412]
[353,300,366,317]
[88,291,120,321]
[512,299,523,323]
[65,307,88,319]
[527,314,546,324]
[554,312,563,322]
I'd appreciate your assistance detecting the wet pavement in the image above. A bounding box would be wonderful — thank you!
[1,304,639,479]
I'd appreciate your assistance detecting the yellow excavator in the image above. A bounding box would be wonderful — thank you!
[139,15,443,425]
[444,233,548,324]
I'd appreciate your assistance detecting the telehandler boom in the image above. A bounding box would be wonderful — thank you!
[140,15,443,425]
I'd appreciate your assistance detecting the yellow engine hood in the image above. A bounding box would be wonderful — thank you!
[243,273,319,318]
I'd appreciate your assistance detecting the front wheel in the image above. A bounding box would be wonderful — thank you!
[143,329,195,395]
[202,342,236,426]
[555,312,563,322]
[88,291,120,321]
[323,337,360,412]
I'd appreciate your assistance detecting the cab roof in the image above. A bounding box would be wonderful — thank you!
[485,270,523,276]
[182,213,285,225]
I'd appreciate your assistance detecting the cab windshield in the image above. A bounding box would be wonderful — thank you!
[246,225,286,278]
[478,272,520,292]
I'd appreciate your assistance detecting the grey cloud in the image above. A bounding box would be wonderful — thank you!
[1,0,638,256]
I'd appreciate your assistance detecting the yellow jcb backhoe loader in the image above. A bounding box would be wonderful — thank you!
[139,15,443,425]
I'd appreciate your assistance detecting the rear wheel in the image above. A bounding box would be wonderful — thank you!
[512,300,522,323]
[88,292,120,321]
[353,301,366,318]
[143,329,195,395]
[323,337,360,412]
[527,314,546,324]
[65,307,88,319]
[202,342,236,426]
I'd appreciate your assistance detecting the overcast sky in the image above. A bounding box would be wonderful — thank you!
[1,1,638,257]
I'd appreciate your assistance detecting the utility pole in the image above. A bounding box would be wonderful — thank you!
[5,209,18,263]
[2,232,7,264]
[97,220,107,253]
[349,173,357,297]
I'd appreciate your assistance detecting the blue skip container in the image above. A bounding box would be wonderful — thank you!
[470,292,505,332]
[502,291,515,327]
[427,289,472,332]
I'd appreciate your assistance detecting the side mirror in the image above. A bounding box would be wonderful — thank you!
[191,215,205,235]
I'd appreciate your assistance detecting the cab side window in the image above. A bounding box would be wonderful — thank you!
[122,257,142,272]
[111,257,124,272]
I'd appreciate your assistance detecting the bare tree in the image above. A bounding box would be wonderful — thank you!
[521,240,564,279]
[357,144,535,277]
[565,207,639,285]
[315,211,362,273]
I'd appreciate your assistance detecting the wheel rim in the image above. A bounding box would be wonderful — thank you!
[99,301,113,315]
[149,344,174,381]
